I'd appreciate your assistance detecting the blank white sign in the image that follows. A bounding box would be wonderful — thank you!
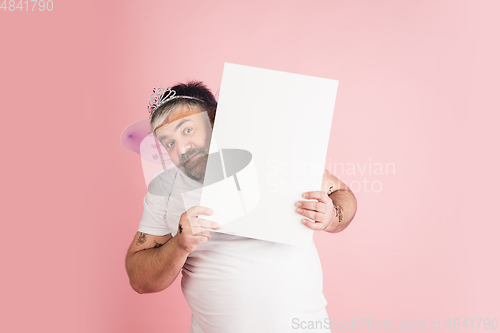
[200,63,338,245]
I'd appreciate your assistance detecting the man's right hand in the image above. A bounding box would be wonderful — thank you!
[174,206,220,254]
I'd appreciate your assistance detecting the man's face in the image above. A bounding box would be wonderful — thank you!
[155,105,212,183]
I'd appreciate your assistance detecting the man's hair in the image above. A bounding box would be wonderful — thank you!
[150,81,217,134]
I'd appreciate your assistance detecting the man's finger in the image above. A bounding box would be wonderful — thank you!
[186,205,214,217]
[194,235,209,244]
[185,216,220,228]
[196,218,221,230]
[296,207,326,223]
[302,191,329,203]
[192,228,212,238]
[185,217,220,229]
[301,219,326,231]
[296,200,325,213]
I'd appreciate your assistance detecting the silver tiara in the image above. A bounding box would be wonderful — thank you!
[148,87,204,118]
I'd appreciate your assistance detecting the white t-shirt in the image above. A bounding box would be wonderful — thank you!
[138,165,332,333]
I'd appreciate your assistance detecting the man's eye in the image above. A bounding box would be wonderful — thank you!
[184,127,192,134]
[166,141,174,148]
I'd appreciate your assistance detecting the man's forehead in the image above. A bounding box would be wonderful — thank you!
[167,104,205,123]
[155,107,208,136]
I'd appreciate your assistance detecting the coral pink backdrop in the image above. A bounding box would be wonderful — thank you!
[1,0,499,332]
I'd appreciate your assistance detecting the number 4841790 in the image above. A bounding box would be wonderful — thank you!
[1,0,53,11]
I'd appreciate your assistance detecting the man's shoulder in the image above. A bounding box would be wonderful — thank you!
[147,165,178,196]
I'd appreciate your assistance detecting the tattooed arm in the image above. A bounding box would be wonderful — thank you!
[125,232,188,294]
[321,169,357,233]
[296,169,357,234]
[125,206,220,294]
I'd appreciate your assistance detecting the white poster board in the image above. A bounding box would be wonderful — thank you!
[199,63,338,245]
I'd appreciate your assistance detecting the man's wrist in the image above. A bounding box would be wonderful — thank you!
[171,234,191,256]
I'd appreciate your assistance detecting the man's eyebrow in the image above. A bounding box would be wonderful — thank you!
[157,118,192,142]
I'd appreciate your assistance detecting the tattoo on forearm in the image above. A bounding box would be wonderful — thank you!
[153,240,167,248]
[333,203,344,223]
[134,238,171,253]
[136,232,147,245]
[327,186,335,196]
[178,224,183,234]
[328,186,348,196]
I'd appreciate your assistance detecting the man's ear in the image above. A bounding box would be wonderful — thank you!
[209,107,217,127]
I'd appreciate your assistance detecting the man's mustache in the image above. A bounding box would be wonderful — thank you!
[180,148,208,165]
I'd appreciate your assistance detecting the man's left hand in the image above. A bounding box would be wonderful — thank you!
[295,191,334,231]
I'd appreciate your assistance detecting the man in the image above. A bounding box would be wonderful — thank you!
[125,81,357,332]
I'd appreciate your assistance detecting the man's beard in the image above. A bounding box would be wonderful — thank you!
[179,147,209,183]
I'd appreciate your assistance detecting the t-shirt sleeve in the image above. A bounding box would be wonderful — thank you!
[137,191,171,236]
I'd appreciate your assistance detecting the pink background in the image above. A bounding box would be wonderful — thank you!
[1,0,499,332]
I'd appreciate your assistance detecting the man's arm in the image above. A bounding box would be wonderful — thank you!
[125,206,220,294]
[296,169,357,233]
[125,232,188,294]
[321,168,357,233]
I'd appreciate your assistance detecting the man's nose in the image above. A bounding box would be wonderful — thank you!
[177,140,193,157]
